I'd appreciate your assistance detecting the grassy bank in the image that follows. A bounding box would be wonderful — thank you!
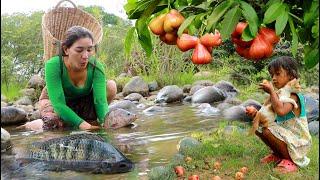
[148,122,319,180]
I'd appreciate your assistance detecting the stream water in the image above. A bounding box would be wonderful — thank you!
[1,103,229,180]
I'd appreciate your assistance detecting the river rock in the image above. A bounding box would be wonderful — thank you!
[14,105,34,114]
[14,96,33,106]
[1,94,7,102]
[305,95,319,122]
[19,88,35,97]
[214,80,239,98]
[122,76,149,97]
[308,121,319,135]
[182,84,192,93]
[191,86,227,104]
[109,100,137,112]
[1,128,11,152]
[27,75,45,89]
[177,137,201,154]
[124,93,143,101]
[154,85,183,103]
[1,102,8,107]
[223,105,252,122]
[192,80,214,86]
[29,110,41,120]
[147,95,157,101]
[241,99,262,110]
[1,106,27,125]
[183,95,192,102]
[148,81,159,92]
[189,85,205,95]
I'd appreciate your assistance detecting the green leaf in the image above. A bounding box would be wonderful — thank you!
[304,46,319,68]
[266,0,281,8]
[241,26,254,41]
[220,6,241,40]
[303,0,319,26]
[124,27,136,57]
[263,2,284,24]
[275,10,288,35]
[206,1,233,32]
[240,1,259,36]
[311,19,319,38]
[135,17,152,57]
[178,15,197,36]
[288,17,298,57]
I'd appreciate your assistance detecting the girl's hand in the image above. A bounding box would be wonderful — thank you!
[245,106,257,118]
[258,80,274,94]
[79,121,100,130]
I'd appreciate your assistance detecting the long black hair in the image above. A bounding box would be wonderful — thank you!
[61,26,94,56]
[268,56,299,79]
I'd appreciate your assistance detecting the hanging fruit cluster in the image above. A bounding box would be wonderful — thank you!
[148,9,185,45]
[232,22,280,61]
[149,9,222,65]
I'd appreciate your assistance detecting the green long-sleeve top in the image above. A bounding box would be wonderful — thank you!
[45,56,109,127]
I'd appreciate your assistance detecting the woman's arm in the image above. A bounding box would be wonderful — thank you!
[92,60,109,126]
[45,58,84,127]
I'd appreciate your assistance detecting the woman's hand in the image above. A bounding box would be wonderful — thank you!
[258,80,274,94]
[245,106,257,118]
[79,121,100,130]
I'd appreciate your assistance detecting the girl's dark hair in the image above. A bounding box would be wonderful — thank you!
[61,26,94,56]
[268,56,299,79]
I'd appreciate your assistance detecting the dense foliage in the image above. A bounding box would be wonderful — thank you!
[124,0,319,68]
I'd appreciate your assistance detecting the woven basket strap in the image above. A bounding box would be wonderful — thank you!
[53,40,64,76]
[55,0,77,9]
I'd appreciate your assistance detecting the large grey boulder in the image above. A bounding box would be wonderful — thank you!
[148,81,159,92]
[122,76,149,97]
[14,96,33,106]
[214,80,239,98]
[154,85,183,103]
[189,85,205,95]
[191,86,226,104]
[27,75,45,89]
[1,106,27,125]
[124,93,143,102]
[308,121,319,135]
[305,95,319,123]
[109,100,137,112]
[1,128,11,152]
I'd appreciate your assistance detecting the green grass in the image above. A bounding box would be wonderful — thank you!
[1,83,25,102]
[148,122,319,180]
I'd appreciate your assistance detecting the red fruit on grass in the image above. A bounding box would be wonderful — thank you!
[188,175,200,180]
[174,166,184,177]
[192,43,212,64]
[259,27,280,45]
[239,166,249,174]
[235,171,244,180]
[177,34,199,52]
[211,176,222,180]
[213,161,222,170]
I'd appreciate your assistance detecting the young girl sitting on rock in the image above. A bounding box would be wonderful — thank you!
[245,56,312,173]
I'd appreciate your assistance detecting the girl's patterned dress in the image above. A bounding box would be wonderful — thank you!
[268,93,312,167]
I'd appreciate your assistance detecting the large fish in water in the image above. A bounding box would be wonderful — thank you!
[19,133,134,174]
